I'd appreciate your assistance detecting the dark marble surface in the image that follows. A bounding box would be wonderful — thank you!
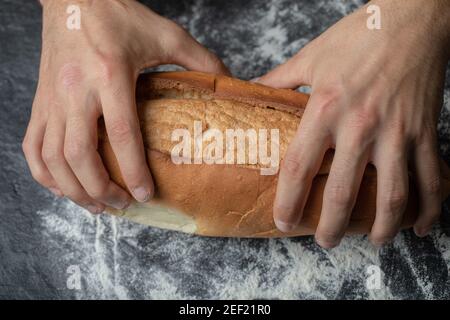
[1,0,449,299]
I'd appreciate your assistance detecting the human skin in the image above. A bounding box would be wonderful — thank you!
[23,0,229,214]
[257,0,450,247]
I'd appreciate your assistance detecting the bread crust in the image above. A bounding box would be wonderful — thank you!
[98,71,450,237]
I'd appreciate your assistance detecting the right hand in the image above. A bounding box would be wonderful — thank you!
[23,0,229,213]
[257,0,449,247]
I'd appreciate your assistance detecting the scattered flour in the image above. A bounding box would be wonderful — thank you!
[35,199,429,300]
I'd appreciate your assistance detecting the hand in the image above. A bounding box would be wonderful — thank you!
[257,0,450,247]
[23,0,229,213]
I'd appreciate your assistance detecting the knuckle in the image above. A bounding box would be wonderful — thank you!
[386,127,407,151]
[32,96,46,116]
[87,178,110,200]
[59,63,83,90]
[342,113,379,151]
[48,97,63,113]
[381,191,407,213]
[342,130,369,152]
[423,176,441,196]
[386,117,406,138]
[96,52,123,84]
[313,85,343,115]
[326,183,353,207]
[170,23,188,38]
[107,118,135,145]
[32,93,41,107]
[64,136,89,162]
[30,167,49,186]
[162,24,188,58]
[21,136,31,155]
[273,203,298,221]
[281,154,311,183]
[347,108,379,132]
[42,146,61,165]
[416,120,436,143]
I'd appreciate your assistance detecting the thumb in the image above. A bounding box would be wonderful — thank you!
[170,30,231,76]
[255,52,311,89]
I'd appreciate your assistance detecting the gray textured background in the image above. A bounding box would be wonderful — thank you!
[1,0,450,299]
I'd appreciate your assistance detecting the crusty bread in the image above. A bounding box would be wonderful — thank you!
[98,71,450,237]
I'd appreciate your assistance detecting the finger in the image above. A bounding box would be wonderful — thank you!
[273,95,330,232]
[22,101,62,196]
[413,135,441,237]
[370,142,408,246]
[42,114,104,214]
[255,50,311,89]
[64,97,131,210]
[315,133,369,248]
[170,27,230,76]
[100,64,154,203]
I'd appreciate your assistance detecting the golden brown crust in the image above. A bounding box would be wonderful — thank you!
[98,71,450,238]
[136,72,215,102]
[136,71,307,114]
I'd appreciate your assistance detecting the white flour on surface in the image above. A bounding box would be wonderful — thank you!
[37,200,402,299]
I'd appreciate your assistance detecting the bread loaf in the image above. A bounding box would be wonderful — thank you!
[98,71,450,237]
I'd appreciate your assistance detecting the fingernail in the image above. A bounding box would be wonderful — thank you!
[110,199,130,210]
[315,236,340,249]
[415,226,431,238]
[275,220,295,233]
[49,187,63,197]
[370,238,391,247]
[132,187,150,203]
[87,205,102,214]
[250,77,260,83]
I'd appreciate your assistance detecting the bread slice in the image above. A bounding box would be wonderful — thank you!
[98,71,450,237]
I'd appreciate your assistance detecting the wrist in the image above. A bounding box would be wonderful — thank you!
[369,0,450,61]
[39,0,94,7]
[439,2,450,59]
[433,1,450,59]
